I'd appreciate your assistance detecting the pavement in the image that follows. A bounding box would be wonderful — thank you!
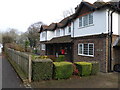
[1,54,25,88]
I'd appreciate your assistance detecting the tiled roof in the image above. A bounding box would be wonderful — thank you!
[44,35,73,44]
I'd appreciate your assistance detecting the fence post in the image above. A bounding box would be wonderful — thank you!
[28,55,32,82]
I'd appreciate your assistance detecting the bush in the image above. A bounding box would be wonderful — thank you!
[53,62,73,79]
[90,61,99,75]
[56,55,65,62]
[32,55,48,60]
[74,62,92,76]
[32,59,53,81]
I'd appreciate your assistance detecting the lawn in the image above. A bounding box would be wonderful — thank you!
[30,72,119,88]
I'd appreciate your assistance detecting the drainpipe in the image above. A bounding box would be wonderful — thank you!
[108,10,115,72]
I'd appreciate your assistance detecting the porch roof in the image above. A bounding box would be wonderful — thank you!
[44,35,73,44]
[113,37,120,47]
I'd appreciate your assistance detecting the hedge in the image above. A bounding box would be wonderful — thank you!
[90,61,99,75]
[53,62,73,79]
[74,62,92,76]
[56,55,65,62]
[32,59,53,81]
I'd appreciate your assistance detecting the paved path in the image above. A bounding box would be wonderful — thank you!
[1,54,25,88]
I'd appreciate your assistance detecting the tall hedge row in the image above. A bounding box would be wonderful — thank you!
[32,59,53,81]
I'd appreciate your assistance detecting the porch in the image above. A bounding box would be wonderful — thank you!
[44,35,73,62]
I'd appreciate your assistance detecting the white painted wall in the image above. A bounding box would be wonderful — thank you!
[40,31,46,41]
[47,31,54,40]
[119,14,120,35]
[113,12,119,35]
[72,9,108,38]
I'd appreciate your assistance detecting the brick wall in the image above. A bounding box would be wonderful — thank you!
[73,34,108,72]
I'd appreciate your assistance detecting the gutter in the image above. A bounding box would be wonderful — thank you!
[108,10,115,72]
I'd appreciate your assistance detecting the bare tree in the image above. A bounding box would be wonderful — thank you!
[63,8,74,18]
[27,21,44,48]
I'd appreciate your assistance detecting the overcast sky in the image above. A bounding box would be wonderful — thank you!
[0,0,110,33]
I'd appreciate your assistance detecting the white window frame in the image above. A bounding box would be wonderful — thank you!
[78,43,94,57]
[41,44,45,50]
[79,13,93,28]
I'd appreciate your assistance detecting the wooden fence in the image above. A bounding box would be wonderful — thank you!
[5,48,32,82]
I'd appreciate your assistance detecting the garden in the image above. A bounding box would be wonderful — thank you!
[4,43,100,82]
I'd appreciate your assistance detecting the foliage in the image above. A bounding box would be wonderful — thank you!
[74,62,92,76]
[32,55,48,60]
[47,55,57,62]
[5,43,25,52]
[53,62,73,79]
[56,55,65,62]
[32,59,53,81]
[90,61,99,75]
[27,21,44,48]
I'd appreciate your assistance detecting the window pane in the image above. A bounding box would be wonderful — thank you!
[79,44,83,54]
[83,44,88,55]
[89,13,93,25]
[89,44,93,55]
[83,15,88,27]
[79,17,82,27]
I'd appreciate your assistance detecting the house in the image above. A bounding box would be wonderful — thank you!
[39,1,120,72]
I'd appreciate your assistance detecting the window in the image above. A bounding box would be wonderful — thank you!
[79,17,82,27]
[56,29,60,36]
[89,13,93,25]
[41,44,45,50]
[68,26,71,33]
[83,15,88,27]
[79,13,93,28]
[78,43,94,56]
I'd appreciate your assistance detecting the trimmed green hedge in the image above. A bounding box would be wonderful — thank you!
[90,61,99,75]
[74,62,92,76]
[53,62,73,79]
[56,55,65,62]
[32,59,53,81]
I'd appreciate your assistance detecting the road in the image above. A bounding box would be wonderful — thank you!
[1,54,25,88]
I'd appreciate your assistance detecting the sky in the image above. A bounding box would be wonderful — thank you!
[0,0,110,33]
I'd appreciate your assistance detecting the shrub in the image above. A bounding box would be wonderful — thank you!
[53,62,73,79]
[5,43,25,52]
[56,55,65,62]
[90,61,99,75]
[74,62,92,76]
[32,59,53,81]
[32,55,48,60]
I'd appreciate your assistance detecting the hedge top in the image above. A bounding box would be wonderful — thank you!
[74,62,92,65]
[53,61,73,66]
[32,59,53,62]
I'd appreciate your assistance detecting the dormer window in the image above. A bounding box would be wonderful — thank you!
[79,13,93,28]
